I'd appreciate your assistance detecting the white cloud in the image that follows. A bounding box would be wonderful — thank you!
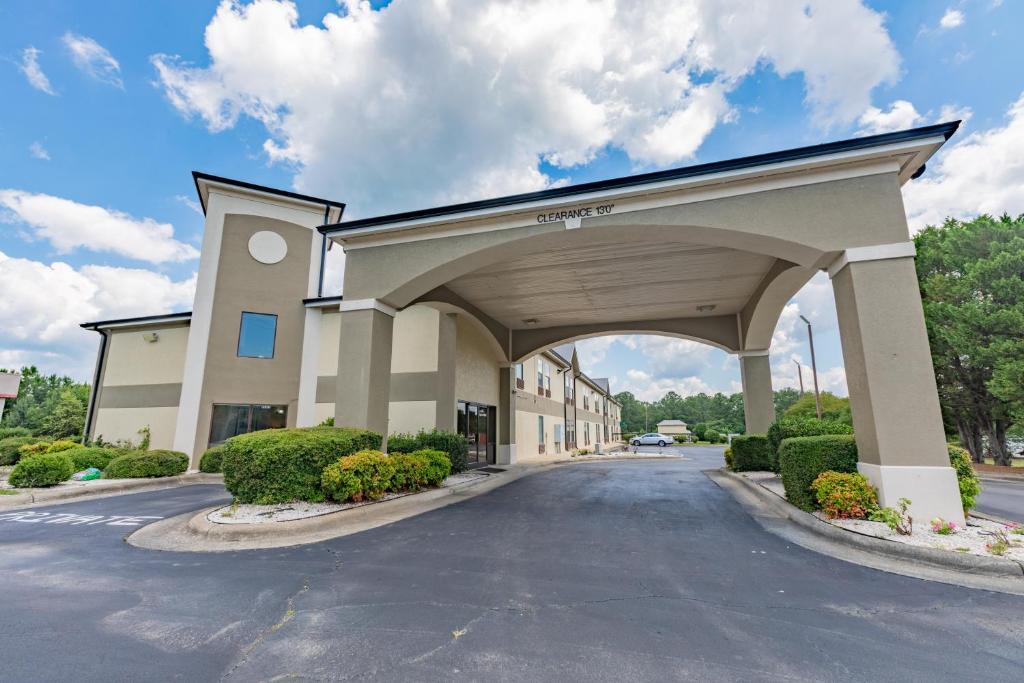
[939,8,965,29]
[857,99,921,135]
[620,368,716,402]
[937,103,973,124]
[575,336,620,368]
[0,251,195,379]
[0,189,198,264]
[63,32,123,88]
[174,194,203,215]
[29,142,51,161]
[620,335,714,378]
[152,0,901,215]
[903,91,1024,231]
[20,47,56,95]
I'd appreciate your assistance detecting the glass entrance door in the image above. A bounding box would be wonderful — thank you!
[458,400,495,466]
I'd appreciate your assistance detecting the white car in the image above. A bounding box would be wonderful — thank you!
[631,433,672,447]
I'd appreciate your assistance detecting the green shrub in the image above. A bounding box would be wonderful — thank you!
[0,427,32,440]
[70,447,120,472]
[222,427,382,504]
[199,445,226,473]
[947,444,981,514]
[730,434,773,471]
[389,451,431,491]
[46,439,84,454]
[723,447,734,470]
[811,471,877,519]
[778,434,859,512]
[104,450,188,479]
[18,441,53,458]
[387,429,467,473]
[8,453,76,488]
[767,417,853,469]
[321,461,362,502]
[0,436,49,465]
[416,448,452,486]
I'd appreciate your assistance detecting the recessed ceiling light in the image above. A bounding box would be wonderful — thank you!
[696,304,716,313]
[523,318,539,326]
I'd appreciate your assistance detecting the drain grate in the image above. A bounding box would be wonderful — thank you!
[477,466,506,474]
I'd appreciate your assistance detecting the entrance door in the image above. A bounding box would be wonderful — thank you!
[458,400,496,466]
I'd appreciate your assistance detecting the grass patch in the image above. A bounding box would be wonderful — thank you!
[982,458,1024,468]
[0,488,19,495]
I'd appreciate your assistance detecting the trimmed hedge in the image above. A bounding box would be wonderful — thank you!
[0,436,49,466]
[70,447,120,472]
[199,445,226,473]
[723,447,734,470]
[322,448,453,502]
[730,434,773,471]
[387,429,467,473]
[767,417,853,467]
[0,427,31,440]
[8,453,76,488]
[811,471,877,519]
[45,439,84,454]
[778,434,859,512]
[104,450,188,479]
[222,427,382,504]
[948,444,981,514]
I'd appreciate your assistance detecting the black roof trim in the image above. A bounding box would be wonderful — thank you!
[81,311,192,330]
[193,171,346,215]
[321,121,959,235]
[302,295,344,306]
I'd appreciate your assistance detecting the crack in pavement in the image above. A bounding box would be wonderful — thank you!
[221,577,310,681]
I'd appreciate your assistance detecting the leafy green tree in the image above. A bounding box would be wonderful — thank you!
[773,388,800,420]
[783,391,851,424]
[0,366,90,440]
[915,214,1024,464]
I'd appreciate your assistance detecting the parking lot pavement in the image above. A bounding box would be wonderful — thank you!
[975,476,1024,524]
[3,457,1024,682]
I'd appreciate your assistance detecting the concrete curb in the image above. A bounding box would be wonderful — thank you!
[0,473,224,510]
[708,468,1024,584]
[127,454,680,553]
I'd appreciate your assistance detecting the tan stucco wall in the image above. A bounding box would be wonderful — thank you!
[193,214,313,456]
[93,407,178,450]
[515,409,566,462]
[389,400,437,434]
[318,311,341,375]
[103,326,189,386]
[392,305,440,373]
[454,315,499,408]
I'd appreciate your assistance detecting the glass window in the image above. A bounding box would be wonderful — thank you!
[515,363,524,381]
[237,312,277,358]
[538,415,544,443]
[209,403,287,445]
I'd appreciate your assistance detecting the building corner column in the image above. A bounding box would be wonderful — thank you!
[434,313,457,431]
[334,300,395,437]
[498,365,517,465]
[831,251,964,526]
[739,351,775,434]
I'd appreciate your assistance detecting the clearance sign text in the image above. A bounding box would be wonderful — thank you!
[536,203,615,224]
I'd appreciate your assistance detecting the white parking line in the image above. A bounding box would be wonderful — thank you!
[0,511,163,526]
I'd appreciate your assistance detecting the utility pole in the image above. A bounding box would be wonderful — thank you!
[794,360,805,397]
[644,403,649,432]
[799,315,822,419]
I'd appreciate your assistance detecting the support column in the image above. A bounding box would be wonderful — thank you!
[831,251,964,526]
[739,351,775,433]
[434,312,457,431]
[334,301,395,436]
[498,365,517,465]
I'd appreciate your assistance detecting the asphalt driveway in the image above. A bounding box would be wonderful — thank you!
[975,475,1024,524]
[1,448,1023,682]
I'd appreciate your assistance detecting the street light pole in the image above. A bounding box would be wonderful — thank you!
[794,360,805,397]
[799,315,822,419]
[644,403,649,432]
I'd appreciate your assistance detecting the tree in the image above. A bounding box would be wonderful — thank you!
[915,214,1024,464]
[773,388,800,421]
[783,391,851,424]
[0,366,90,440]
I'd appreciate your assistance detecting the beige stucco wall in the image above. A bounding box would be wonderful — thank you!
[318,310,341,375]
[454,315,499,407]
[389,400,437,434]
[93,407,178,450]
[103,326,189,386]
[392,305,440,373]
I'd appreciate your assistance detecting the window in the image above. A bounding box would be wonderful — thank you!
[565,373,574,404]
[237,312,277,358]
[536,358,551,396]
[538,415,545,454]
[554,423,563,453]
[515,363,525,389]
[585,423,590,445]
[210,403,287,445]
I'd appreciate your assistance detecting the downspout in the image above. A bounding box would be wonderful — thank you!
[82,328,109,444]
[317,204,330,298]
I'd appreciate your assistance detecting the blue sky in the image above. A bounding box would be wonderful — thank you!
[2,0,1023,400]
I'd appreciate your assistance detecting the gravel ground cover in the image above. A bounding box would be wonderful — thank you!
[738,470,1023,561]
[208,470,489,524]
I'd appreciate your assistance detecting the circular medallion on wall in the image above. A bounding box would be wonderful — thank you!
[247,230,288,264]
